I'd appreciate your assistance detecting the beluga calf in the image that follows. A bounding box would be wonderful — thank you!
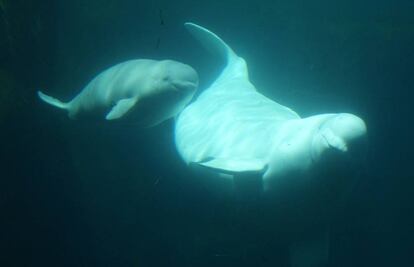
[38,59,198,126]
[174,23,367,266]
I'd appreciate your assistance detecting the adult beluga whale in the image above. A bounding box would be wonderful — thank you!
[175,23,366,191]
[38,59,198,126]
[175,23,367,267]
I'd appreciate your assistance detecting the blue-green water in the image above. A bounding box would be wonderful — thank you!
[1,1,413,266]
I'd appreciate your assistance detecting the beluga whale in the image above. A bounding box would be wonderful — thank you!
[175,23,367,191]
[38,59,198,126]
[174,23,367,266]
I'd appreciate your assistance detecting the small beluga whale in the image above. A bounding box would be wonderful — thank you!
[175,23,367,266]
[38,59,198,126]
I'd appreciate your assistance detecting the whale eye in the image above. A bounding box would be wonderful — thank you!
[162,75,171,82]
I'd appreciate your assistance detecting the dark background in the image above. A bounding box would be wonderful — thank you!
[1,0,413,266]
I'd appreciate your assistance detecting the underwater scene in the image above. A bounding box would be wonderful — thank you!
[1,0,413,266]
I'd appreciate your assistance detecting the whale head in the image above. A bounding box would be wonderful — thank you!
[326,113,367,145]
[312,113,367,163]
[120,60,199,127]
[155,60,199,94]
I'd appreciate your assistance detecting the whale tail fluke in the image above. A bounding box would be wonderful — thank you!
[184,22,238,65]
[37,91,69,110]
[184,22,248,82]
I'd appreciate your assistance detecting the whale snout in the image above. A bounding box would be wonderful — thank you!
[172,64,199,91]
[161,60,199,92]
[326,113,368,162]
[333,113,367,142]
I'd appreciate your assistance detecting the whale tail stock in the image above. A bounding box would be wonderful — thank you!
[37,91,70,110]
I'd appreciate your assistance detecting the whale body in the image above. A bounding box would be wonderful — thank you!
[38,59,198,126]
[174,23,367,267]
[175,23,366,191]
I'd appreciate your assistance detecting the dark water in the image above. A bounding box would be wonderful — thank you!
[1,1,413,266]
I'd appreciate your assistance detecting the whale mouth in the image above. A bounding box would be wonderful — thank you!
[172,80,198,91]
